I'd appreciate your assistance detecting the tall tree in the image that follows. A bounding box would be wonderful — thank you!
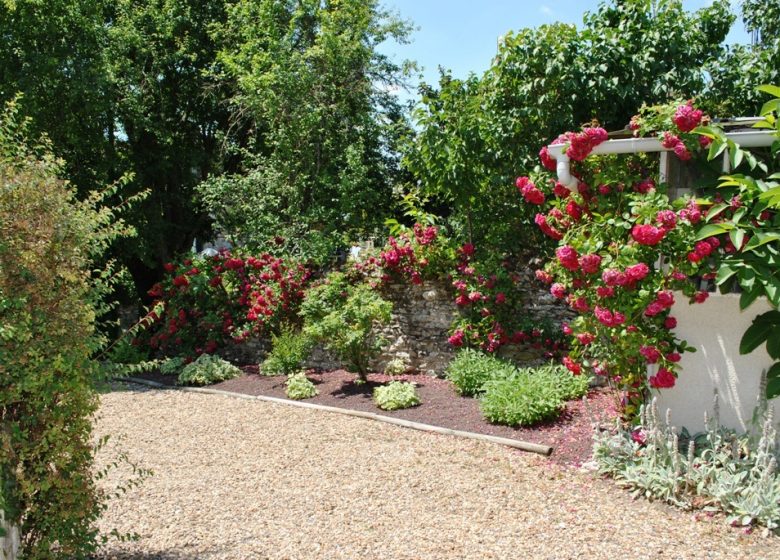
[198,0,414,264]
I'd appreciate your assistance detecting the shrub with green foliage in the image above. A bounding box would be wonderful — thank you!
[0,100,135,557]
[262,326,312,376]
[445,349,516,397]
[373,381,420,411]
[159,356,186,377]
[539,363,591,401]
[177,354,242,386]
[383,357,410,376]
[285,372,318,400]
[479,370,566,427]
[301,272,392,381]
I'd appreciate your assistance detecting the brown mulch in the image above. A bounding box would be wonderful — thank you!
[131,367,620,466]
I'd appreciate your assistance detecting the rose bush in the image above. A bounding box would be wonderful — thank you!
[520,118,719,416]
[137,250,311,359]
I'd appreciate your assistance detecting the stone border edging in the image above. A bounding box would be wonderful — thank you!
[119,377,554,456]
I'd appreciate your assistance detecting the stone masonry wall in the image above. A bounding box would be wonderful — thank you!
[222,269,574,376]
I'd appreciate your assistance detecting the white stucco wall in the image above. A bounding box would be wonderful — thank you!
[653,292,779,434]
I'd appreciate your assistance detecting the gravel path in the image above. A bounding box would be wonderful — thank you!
[95,384,780,560]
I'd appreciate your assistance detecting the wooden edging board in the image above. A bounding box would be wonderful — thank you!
[119,376,554,456]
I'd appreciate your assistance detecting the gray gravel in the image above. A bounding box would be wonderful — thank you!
[95,384,780,559]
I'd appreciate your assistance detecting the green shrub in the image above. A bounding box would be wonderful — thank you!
[0,100,136,557]
[262,326,312,376]
[479,371,565,427]
[177,354,242,386]
[285,372,318,400]
[445,349,516,397]
[537,362,591,401]
[373,381,421,411]
[301,272,392,381]
[159,356,186,376]
[383,357,409,376]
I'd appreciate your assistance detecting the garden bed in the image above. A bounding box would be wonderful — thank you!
[130,368,618,466]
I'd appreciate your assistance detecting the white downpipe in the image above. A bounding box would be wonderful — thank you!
[0,510,20,560]
[548,130,775,191]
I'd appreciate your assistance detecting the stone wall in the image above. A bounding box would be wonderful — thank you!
[222,269,573,376]
[306,272,574,376]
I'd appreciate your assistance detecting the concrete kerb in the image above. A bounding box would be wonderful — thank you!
[118,376,554,456]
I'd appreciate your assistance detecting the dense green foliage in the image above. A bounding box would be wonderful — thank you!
[0,102,128,558]
[177,354,242,386]
[197,0,413,264]
[445,349,517,397]
[301,272,392,380]
[262,327,313,376]
[479,366,585,428]
[404,0,733,257]
[285,372,318,400]
[373,381,420,411]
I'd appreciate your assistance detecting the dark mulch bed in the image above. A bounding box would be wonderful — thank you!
[131,368,620,466]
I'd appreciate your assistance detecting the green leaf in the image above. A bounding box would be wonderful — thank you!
[715,263,738,286]
[744,232,780,251]
[708,138,727,161]
[730,146,744,169]
[767,335,780,360]
[760,98,780,118]
[740,320,775,355]
[740,285,761,310]
[757,84,780,98]
[729,228,745,249]
[696,223,731,240]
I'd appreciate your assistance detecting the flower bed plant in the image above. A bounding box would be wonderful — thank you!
[137,250,311,360]
[373,381,421,410]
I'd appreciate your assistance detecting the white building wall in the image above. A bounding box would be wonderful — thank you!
[653,293,779,433]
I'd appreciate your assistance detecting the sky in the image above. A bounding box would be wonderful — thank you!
[378,0,751,98]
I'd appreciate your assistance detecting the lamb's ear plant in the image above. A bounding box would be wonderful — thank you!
[591,370,780,533]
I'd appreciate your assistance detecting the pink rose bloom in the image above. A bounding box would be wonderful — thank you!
[577,333,595,345]
[468,291,482,303]
[539,146,557,171]
[455,294,469,307]
[639,345,662,364]
[644,301,665,317]
[631,224,666,246]
[673,103,704,133]
[495,292,506,304]
[596,285,615,298]
[666,352,682,363]
[656,291,675,307]
[563,356,582,375]
[448,330,464,347]
[602,268,626,287]
[565,199,583,221]
[656,210,677,229]
[534,213,563,240]
[561,322,573,335]
[569,296,589,313]
[673,142,692,161]
[553,182,571,198]
[664,316,678,329]
[550,283,567,299]
[556,245,580,272]
[633,178,655,194]
[580,253,602,274]
[649,368,676,389]
[535,269,553,284]
[625,263,650,283]
[693,291,709,304]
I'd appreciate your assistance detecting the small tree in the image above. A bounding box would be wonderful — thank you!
[0,99,131,558]
[300,273,392,381]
